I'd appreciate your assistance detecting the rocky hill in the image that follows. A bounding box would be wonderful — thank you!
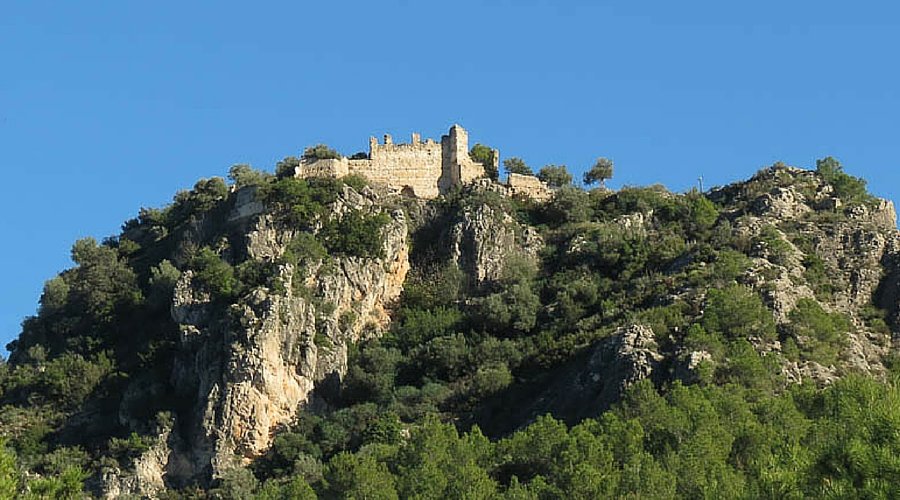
[2,158,900,498]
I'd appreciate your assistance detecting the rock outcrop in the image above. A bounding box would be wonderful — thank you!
[449,198,542,286]
[478,324,662,435]
[107,187,409,495]
[712,165,900,382]
[100,164,900,494]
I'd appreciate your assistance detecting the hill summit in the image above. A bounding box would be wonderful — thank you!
[2,143,900,497]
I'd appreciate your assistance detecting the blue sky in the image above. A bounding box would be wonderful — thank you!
[2,1,899,352]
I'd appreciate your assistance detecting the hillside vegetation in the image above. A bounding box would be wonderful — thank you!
[2,157,900,498]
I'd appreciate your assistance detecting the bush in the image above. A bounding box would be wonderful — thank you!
[476,282,540,335]
[259,177,341,227]
[228,164,271,188]
[689,193,719,230]
[168,177,229,224]
[148,260,180,306]
[755,225,792,265]
[711,249,751,284]
[702,285,776,343]
[503,157,533,177]
[344,343,402,405]
[190,247,237,299]
[816,157,872,205]
[321,211,391,259]
[537,165,573,188]
[584,157,614,187]
[303,144,342,161]
[469,144,498,180]
[543,186,592,225]
[275,156,302,178]
[391,306,463,349]
[108,432,153,467]
[283,233,327,267]
[785,298,850,365]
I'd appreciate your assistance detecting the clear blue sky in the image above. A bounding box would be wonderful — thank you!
[2,1,899,352]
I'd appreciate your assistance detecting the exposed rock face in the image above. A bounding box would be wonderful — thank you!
[479,324,662,434]
[583,324,664,403]
[111,188,409,494]
[101,421,190,499]
[713,165,900,382]
[102,164,900,494]
[449,201,542,285]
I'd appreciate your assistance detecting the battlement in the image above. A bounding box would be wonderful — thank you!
[296,124,544,201]
[296,125,489,198]
[369,133,439,152]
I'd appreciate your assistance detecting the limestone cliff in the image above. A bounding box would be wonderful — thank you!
[449,199,542,286]
[103,186,409,496]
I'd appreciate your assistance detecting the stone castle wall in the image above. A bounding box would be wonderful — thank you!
[297,125,488,199]
[347,134,445,198]
[508,173,553,202]
[297,158,349,178]
[295,125,545,201]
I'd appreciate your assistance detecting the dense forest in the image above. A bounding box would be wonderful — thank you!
[2,151,900,499]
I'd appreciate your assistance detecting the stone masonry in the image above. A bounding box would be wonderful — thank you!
[294,125,497,198]
[294,124,554,201]
[508,173,553,202]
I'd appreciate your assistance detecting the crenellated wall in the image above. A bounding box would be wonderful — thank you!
[296,125,490,199]
[350,134,445,198]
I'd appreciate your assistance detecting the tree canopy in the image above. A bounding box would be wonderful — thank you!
[503,157,533,177]
[537,164,573,188]
[584,157,614,187]
[470,143,498,181]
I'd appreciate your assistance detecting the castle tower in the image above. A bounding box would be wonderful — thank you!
[448,124,468,164]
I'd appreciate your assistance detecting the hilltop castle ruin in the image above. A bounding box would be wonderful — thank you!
[294,125,493,199]
[293,124,553,201]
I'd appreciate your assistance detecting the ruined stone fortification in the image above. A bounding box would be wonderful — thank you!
[508,172,554,201]
[294,125,498,198]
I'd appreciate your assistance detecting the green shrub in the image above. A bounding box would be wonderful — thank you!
[537,164,573,188]
[469,143,498,180]
[503,157,533,177]
[228,164,271,188]
[702,285,776,343]
[711,249,751,284]
[282,232,327,267]
[275,156,302,178]
[689,193,719,230]
[108,432,153,467]
[342,174,370,192]
[303,144,342,161]
[390,306,463,349]
[785,298,850,365]
[476,281,540,336]
[343,343,402,405]
[321,211,391,259]
[190,247,237,299]
[816,157,872,205]
[802,254,835,300]
[543,186,592,225]
[470,362,513,398]
[260,177,331,227]
[148,260,180,306]
[755,225,792,265]
[168,177,229,225]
